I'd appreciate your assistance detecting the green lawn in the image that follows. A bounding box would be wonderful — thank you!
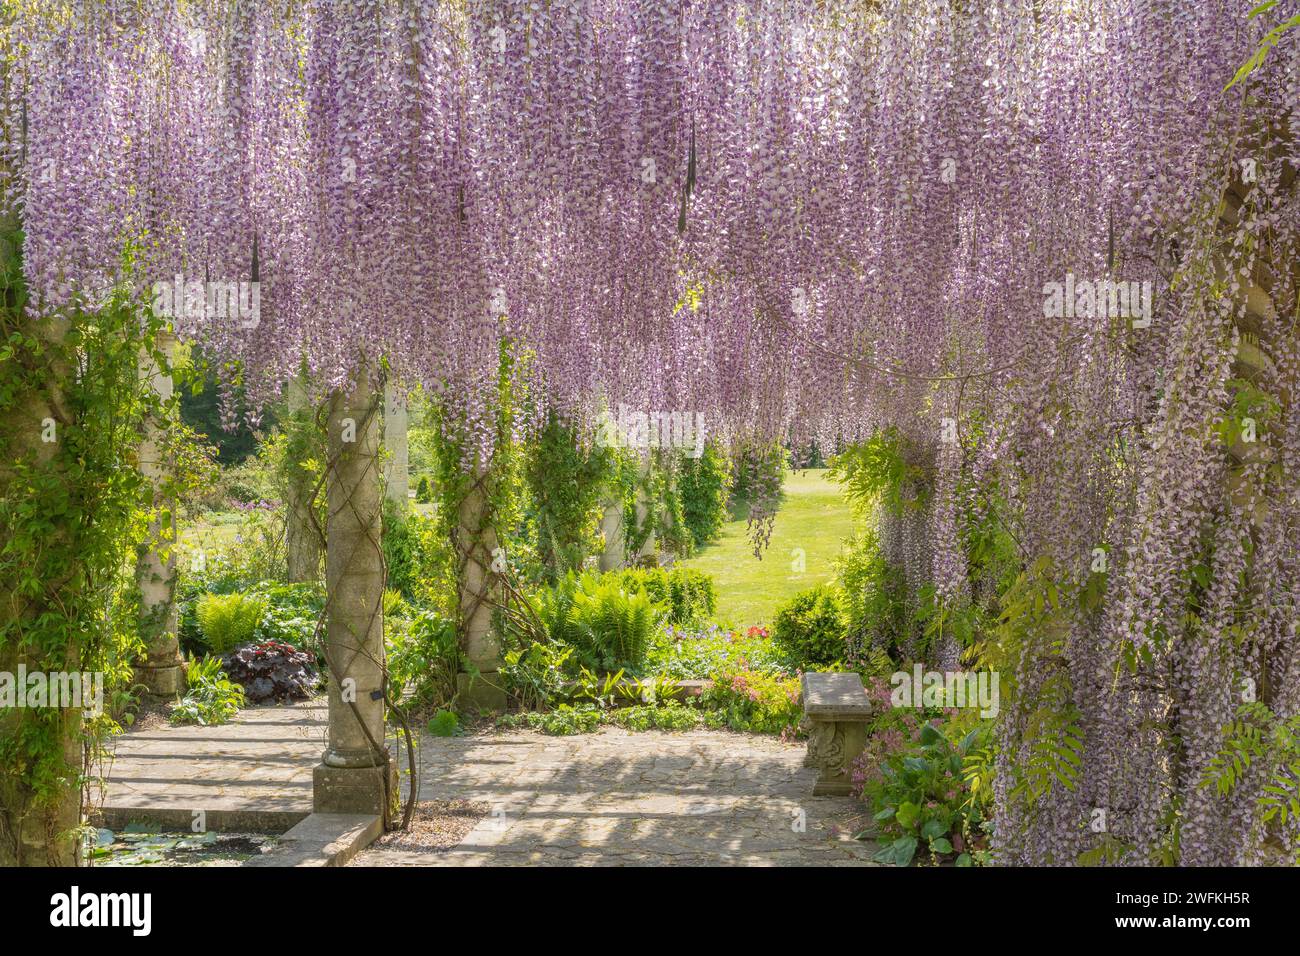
[183,471,856,628]
[680,468,857,627]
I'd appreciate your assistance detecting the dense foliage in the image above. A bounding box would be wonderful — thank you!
[0,227,161,862]
[615,567,716,628]
[195,592,266,655]
[524,411,615,582]
[170,655,246,727]
[676,441,732,549]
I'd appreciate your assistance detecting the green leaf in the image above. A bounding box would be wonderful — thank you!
[895,801,920,829]
[891,836,918,867]
[930,837,953,854]
[872,844,899,864]
[955,852,973,867]
[920,818,947,840]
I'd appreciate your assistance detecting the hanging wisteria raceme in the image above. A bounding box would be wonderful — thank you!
[9,0,1300,865]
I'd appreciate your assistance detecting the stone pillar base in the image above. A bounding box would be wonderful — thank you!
[313,757,399,822]
[456,671,507,712]
[135,662,186,699]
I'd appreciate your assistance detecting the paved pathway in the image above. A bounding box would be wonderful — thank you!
[96,701,323,831]
[100,702,877,865]
[353,726,877,867]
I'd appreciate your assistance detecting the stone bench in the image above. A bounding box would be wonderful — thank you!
[801,672,873,796]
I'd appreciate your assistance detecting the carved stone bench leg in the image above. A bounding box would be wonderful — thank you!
[803,717,871,796]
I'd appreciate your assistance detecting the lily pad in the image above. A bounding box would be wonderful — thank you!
[176,832,219,849]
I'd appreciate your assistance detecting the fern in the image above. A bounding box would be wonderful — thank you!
[195,591,266,654]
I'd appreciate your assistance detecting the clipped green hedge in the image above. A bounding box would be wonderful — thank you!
[771,584,846,666]
[617,566,716,627]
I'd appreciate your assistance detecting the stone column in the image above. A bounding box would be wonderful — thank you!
[383,382,409,510]
[313,371,397,820]
[0,219,81,865]
[598,500,625,571]
[632,456,658,566]
[284,373,323,583]
[134,330,185,698]
[454,473,507,710]
[634,488,658,564]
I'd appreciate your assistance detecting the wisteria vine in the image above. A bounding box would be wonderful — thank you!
[6,0,1300,865]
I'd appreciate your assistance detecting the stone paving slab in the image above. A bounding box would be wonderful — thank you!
[93,700,326,832]
[353,726,878,867]
[245,813,382,867]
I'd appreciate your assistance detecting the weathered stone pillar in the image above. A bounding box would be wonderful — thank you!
[598,499,625,571]
[383,382,409,510]
[284,373,322,583]
[133,329,185,698]
[313,370,397,820]
[0,221,81,865]
[454,473,507,710]
[632,456,658,565]
[634,488,658,564]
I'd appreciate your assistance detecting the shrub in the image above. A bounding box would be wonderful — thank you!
[497,703,602,736]
[617,566,716,627]
[771,584,846,666]
[170,655,245,726]
[387,610,459,709]
[646,623,796,680]
[382,500,452,604]
[251,582,325,649]
[677,441,732,548]
[835,531,911,662]
[221,639,318,704]
[700,667,803,736]
[415,475,432,503]
[567,573,662,672]
[427,709,460,737]
[515,571,665,674]
[501,640,573,710]
[606,703,701,732]
[858,717,994,867]
[524,411,614,582]
[195,591,267,654]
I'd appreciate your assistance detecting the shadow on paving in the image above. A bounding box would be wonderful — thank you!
[355,727,878,866]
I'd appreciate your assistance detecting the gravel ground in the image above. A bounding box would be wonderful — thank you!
[353,800,488,858]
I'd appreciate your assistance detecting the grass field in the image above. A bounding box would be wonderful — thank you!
[679,468,857,627]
